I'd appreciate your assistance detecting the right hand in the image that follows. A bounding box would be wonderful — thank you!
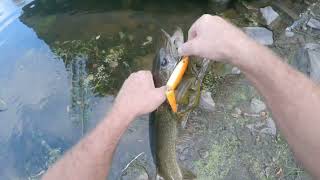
[178,14,252,63]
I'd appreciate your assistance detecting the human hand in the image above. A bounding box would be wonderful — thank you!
[178,14,252,63]
[113,71,166,121]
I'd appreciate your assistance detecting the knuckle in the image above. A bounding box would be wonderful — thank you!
[201,14,212,21]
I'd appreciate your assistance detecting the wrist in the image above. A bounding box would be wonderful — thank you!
[110,103,136,124]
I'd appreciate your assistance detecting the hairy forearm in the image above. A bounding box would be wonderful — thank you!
[42,106,133,180]
[234,40,320,177]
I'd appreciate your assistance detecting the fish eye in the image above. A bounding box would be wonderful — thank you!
[161,57,168,66]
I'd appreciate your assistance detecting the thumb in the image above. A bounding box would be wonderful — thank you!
[178,39,199,56]
[152,86,167,105]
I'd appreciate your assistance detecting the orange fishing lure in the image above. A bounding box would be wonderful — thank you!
[166,56,189,112]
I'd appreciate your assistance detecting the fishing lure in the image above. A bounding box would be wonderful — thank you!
[166,56,189,112]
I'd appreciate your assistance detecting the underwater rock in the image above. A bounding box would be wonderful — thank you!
[199,90,215,112]
[260,6,279,25]
[250,98,266,113]
[243,27,274,45]
[0,98,7,111]
[307,18,320,30]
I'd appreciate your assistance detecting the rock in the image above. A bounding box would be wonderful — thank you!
[209,0,232,12]
[250,98,266,113]
[0,98,7,111]
[306,43,320,83]
[307,18,320,30]
[231,107,242,118]
[292,43,320,83]
[231,67,241,75]
[199,90,215,112]
[260,6,279,25]
[243,27,274,45]
[198,149,209,159]
[285,28,295,37]
[260,117,277,136]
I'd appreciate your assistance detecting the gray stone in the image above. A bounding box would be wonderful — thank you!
[243,27,274,45]
[260,6,279,25]
[250,98,266,113]
[306,43,320,83]
[307,18,320,30]
[0,98,7,111]
[199,90,215,112]
[292,43,320,83]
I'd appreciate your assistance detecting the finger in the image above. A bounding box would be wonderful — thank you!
[152,86,166,104]
[188,19,200,41]
[178,39,200,56]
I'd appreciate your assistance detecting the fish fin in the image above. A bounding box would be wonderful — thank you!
[181,166,197,180]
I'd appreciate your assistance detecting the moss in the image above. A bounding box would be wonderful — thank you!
[195,136,239,179]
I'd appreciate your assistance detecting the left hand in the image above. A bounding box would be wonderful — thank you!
[113,71,166,121]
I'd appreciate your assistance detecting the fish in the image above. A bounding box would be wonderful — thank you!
[150,28,210,180]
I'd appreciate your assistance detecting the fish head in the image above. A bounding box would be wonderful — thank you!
[152,28,184,87]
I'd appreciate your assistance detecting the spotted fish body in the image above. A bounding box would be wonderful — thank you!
[151,28,209,180]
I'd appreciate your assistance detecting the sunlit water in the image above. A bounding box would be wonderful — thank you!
[0,0,207,179]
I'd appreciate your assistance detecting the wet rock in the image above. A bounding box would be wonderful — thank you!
[260,6,279,25]
[0,98,7,111]
[199,90,215,112]
[250,98,266,113]
[307,18,320,30]
[243,27,274,45]
[231,67,241,75]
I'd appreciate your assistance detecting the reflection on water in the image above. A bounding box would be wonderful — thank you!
[0,0,207,179]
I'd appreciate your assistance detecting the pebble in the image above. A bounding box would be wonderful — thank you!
[231,67,241,75]
[260,6,279,25]
[231,107,242,118]
[0,98,7,111]
[198,149,209,159]
[307,18,320,30]
[243,27,274,45]
[285,28,295,37]
[250,98,266,113]
[199,90,215,112]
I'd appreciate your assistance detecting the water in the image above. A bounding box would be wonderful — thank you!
[0,0,207,179]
